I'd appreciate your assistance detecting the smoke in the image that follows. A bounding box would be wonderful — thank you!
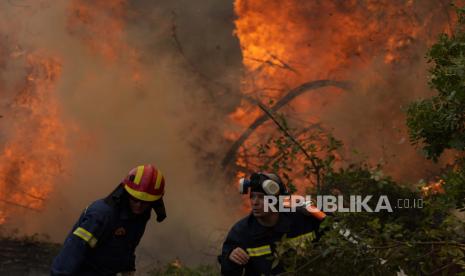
[321,56,441,182]
[0,0,244,268]
[1,0,460,271]
[232,0,456,184]
[316,2,455,182]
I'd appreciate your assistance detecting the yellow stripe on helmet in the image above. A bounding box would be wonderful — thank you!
[124,185,161,202]
[133,165,145,185]
[154,170,163,190]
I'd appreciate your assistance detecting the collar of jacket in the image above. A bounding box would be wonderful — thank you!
[247,212,291,238]
[119,204,131,220]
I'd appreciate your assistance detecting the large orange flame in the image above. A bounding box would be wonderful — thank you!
[0,53,69,223]
[0,0,144,224]
[230,0,454,191]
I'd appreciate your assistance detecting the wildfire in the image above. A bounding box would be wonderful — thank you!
[230,0,454,191]
[421,179,445,196]
[68,0,128,62]
[0,53,69,223]
[68,0,143,82]
[0,0,145,224]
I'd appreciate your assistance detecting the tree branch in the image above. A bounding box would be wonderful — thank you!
[221,79,351,169]
[0,198,40,212]
[256,101,323,191]
[170,11,229,99]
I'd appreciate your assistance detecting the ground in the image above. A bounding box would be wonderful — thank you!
[0,235,60,276]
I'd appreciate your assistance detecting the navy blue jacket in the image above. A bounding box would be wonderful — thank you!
[51,198,150,275]
[219,211,321,276]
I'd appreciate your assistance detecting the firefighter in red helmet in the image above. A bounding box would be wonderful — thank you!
[51,164,167,276]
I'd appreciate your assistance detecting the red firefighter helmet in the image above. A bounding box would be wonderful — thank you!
[122,164,165,202]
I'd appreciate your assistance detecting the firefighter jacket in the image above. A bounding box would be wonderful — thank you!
[219,211,322,276]
[50,198,151,276]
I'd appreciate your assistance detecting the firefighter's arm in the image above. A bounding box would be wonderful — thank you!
[296,204,328,242]
[50,205,109,275]
[220,226,247,276]
[297,203,326,221]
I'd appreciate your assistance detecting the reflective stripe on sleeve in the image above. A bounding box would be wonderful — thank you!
[73,227,98,248]
[288,231,316,245]
[246,245,272,257]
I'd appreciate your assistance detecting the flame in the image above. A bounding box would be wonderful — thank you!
[0,53,69,223]
[230,0,454,191]
[68,0,143,82]
[421,179,445,196]
[0,211,5,225]
[0,0,143,224]
[68,0,128,62]
[234,0,429,82]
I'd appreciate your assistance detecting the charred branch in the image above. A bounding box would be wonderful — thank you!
[260,123,324,171]
[221,79,351,169]
[170,11,231,99]
[244,54,299,75]
[0,198,40,212]
[256,102,323,191]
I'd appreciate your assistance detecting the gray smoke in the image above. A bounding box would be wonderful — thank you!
[0,0,244,269]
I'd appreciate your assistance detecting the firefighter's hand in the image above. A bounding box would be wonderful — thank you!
[229,247,249,265]
[120,271,135,276]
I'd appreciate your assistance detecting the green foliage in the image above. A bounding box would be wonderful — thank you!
[440,157,465,210]
[274,166,465,275]
[407,6,465,161]
[252,7,465,274]
[255,115,341,193]
[406,2,465,228]
[253,111,464,274]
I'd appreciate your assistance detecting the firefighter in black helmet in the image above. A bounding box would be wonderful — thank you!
[218,172,324,276]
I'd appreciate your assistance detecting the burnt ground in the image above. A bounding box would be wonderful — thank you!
[0,236,60,276]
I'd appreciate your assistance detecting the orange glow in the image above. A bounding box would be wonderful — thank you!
[422,179,445,196]
[228,104,263,127]
[68,0,127,62]
[0,53,70,222]
[0,211,5,225]
[68,0,143,82]
[229,0,453,194]
[0,0,145,224]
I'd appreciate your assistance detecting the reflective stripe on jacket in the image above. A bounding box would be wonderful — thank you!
[51,199,150,275]
[219,211,321,276]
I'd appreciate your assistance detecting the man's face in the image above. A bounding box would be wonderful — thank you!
[128,195,152,215]
[250,191,268,218]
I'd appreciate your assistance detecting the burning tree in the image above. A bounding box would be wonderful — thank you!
[226,0,456,189]
[0,51,70,223]
[264,6,465,275]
